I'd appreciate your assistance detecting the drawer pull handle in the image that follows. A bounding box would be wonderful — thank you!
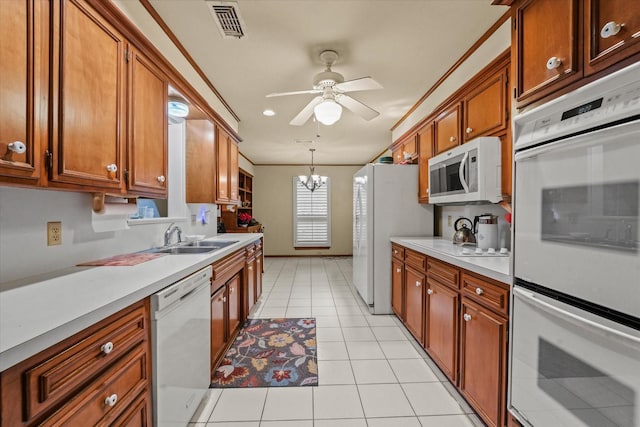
[394,250,398,254]
[546,56,562,70]
[106,164,117,173]
[427,289,434,295]
[475,287,484,296]
[600,21,622,39]
[101,341,114,355]
[415,281,421,287]
[465,127,473,134]
[157,175,166,183]
[463,313,472,322]
[396,268,401,273]
[105,394,118,407]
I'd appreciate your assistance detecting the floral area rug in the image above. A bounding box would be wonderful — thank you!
[211,318,317,388]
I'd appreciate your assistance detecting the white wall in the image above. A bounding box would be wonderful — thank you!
[253,165,361,256]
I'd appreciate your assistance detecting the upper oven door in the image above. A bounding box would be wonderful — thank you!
[514,119,640,318]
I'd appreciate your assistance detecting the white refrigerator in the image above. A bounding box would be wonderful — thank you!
[353,164,434,314]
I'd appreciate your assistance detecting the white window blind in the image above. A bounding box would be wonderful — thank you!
[293,177,331,247]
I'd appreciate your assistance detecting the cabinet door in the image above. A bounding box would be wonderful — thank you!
[460,298,508,427]
[255,252,263,301]
[127,49,168,197]
[108,390,151,427]
[392,146,403,164]
[404,266,425,344]
[391,258,404,319]
[246,257,256,314]
[585,0,640,76]
[463,68,508,142]
[227,273,242,337]
[434,104,460,154]
[229,139,239,202]
[49,0,125,191]
[417,122,433,203]
[0,0,44,184]
[186,120,216,203]
[425,280,459,383]
[210,285,226,371]
[514,0,581,107]
[216,127,229,202]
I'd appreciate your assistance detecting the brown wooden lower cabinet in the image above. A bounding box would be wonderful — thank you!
[210,285,227,369]
[391,244,510,427]
[0,300,152,427]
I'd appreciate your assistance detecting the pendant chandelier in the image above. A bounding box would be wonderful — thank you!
[298,148,327,192]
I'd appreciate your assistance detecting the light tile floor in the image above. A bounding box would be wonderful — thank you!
[190,257,483,427]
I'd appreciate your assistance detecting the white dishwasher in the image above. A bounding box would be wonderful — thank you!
[151,266,211,427]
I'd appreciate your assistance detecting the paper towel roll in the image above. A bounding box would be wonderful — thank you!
[91,202,137,232]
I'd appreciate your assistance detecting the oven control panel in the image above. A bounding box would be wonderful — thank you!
[514,62,640,151]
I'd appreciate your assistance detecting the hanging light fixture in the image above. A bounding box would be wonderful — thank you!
[298,148,327,192]
[314,93,342,126]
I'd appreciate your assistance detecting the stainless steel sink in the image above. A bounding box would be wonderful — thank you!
[154,246,217,255]
[183,240,238,249]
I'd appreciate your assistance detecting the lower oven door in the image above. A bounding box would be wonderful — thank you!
[513,119,640,318]
[510,285,640,427]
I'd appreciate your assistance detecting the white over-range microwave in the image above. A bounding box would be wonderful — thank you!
[428,136,502,205]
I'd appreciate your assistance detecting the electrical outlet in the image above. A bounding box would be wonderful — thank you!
[47,221,62,246]
[448,215,452,227]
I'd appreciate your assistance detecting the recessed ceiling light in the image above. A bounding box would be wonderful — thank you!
[262,109,276,117]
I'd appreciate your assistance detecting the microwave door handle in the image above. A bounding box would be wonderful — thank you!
[459,152,470,193]
[514,287,640,348]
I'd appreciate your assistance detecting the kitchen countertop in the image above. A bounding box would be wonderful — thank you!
[390,237,512,284]
[0,233,262,371]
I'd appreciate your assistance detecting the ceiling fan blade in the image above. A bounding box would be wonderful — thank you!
[266,89,321,98]
[290,96,323,126]
[334,77,383,93]
[335,94,379,121]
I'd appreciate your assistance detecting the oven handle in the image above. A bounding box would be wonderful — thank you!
[514,287,640,347]
[459,151,469,193]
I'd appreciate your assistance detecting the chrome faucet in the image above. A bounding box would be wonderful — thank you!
[164,223,183,246]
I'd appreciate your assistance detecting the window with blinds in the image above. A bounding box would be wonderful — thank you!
[293,177,331,247]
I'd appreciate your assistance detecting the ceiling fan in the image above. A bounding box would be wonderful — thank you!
[266,50,383,126]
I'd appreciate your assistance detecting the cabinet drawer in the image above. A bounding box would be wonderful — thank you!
[212,249,245,284]
[391,244,405,260]
[427,258,459,290]
[41,344,149,426]
[461,272,509,317]
[405,249,426,271]
[23,302,147,422]
[245,243,256,257]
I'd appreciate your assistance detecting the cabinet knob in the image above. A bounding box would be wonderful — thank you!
[106,164,117,173]
[427,288,434,295]
[475,287,484,296]
[394,250,398,254]
[249,266,253,270]
[157,175,166,183]
[449,136,456,142]
[600,21,622,38]
[222,296,227,303]
[101,341,114,355]
[104,394,118,407]
[396,268,401,273]
[7,141,26,154]
[229,287,234,294]
[465,127,473,134]
[463,313,472,322]
[546,56,562,70]
[415,281,421,287]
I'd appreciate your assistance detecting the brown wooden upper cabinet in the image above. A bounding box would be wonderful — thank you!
[584,0,640,76]
[417,122,433,203]
[434,103,461,154]
[216,125,240,204]
[48,0,127,192]
[392,135,417,164]
[0,0,46,186]
[126,48,168,198]
[185,119,216,203]
[463,66,509,142]
[512,0,640,108]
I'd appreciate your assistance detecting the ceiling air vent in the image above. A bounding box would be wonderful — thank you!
[206,1,246,39]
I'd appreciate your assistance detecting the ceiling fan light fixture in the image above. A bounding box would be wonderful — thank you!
[314,99,342,125]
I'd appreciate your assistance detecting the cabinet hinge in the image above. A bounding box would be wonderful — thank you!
[125,46,130,63]
[124,169,129,183]
[513,87,517,99]
[45,150,53,171]
[513,17,516,30]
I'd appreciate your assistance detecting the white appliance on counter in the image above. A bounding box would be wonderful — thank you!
[151,266,212,427]
[428,136,502,205]
[510,61,640,427]
[353,164,433,314]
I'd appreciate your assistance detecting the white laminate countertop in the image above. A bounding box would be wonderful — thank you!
[0,234,262,371]
[390,237,512,285]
